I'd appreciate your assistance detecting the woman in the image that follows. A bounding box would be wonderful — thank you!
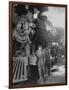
[29,52,39,83]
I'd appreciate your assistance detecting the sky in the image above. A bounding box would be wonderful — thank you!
[43,7,65,28]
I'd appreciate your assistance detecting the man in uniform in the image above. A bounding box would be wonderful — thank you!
[36,46,45,84]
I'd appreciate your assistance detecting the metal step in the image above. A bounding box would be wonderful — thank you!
[13,57,28,83]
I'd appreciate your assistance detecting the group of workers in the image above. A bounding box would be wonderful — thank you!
[13,5,62,84]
